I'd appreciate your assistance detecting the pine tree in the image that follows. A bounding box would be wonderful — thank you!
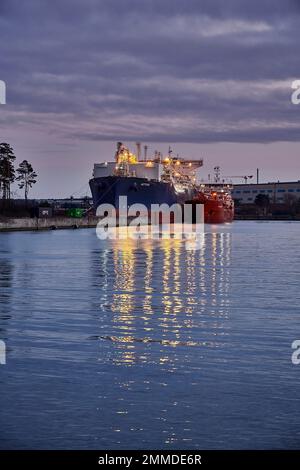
[16,160,37,203]
[0,143,16,201]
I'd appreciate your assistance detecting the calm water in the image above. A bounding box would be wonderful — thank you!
[0,222,300,450]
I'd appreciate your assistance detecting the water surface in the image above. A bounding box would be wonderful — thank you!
[0,222,300,449]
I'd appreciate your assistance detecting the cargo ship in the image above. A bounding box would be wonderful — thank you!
[89,143,234,224]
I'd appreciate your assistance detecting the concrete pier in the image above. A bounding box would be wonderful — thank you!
[0,216,99,232]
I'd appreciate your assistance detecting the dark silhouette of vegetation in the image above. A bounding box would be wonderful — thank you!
[255,193,270,207]
[0,143,38,217]
[233,198,241,208]
[0,143,16,202]
[16,160,37,204]
[255,194,270,215]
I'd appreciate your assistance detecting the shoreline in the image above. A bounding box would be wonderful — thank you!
[0,216,99,232]
[0,215,300,232]
[235,215,300,221]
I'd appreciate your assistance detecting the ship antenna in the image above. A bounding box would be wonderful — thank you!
[214,166,221,183]
[136,142,141,161]
[116,142,123,161]
[144,145,148,160]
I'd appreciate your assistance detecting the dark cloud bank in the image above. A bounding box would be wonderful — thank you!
[1,0,300,143]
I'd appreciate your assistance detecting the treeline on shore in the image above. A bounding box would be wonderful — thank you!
[0,142,37,216]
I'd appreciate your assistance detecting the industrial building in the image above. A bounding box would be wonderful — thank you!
[232,181,300,204]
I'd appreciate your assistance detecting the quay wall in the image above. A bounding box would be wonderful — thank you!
[0,217,99,232]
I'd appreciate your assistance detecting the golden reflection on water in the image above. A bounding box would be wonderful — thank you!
[142,246,154,319]
[98,227,232,366]
[111,245,135,318]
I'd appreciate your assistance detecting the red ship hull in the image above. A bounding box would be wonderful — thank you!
[192,189,235,224]
[204,198,234,224]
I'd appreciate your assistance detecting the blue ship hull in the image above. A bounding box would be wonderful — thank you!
[89,176,192,211]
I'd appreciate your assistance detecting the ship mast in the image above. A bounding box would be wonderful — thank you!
[136,142,141,161]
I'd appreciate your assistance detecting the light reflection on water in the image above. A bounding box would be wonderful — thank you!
[0,222,300,449]
[98,233,231,368]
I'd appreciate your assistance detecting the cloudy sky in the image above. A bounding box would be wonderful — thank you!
[0,0,300,197]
